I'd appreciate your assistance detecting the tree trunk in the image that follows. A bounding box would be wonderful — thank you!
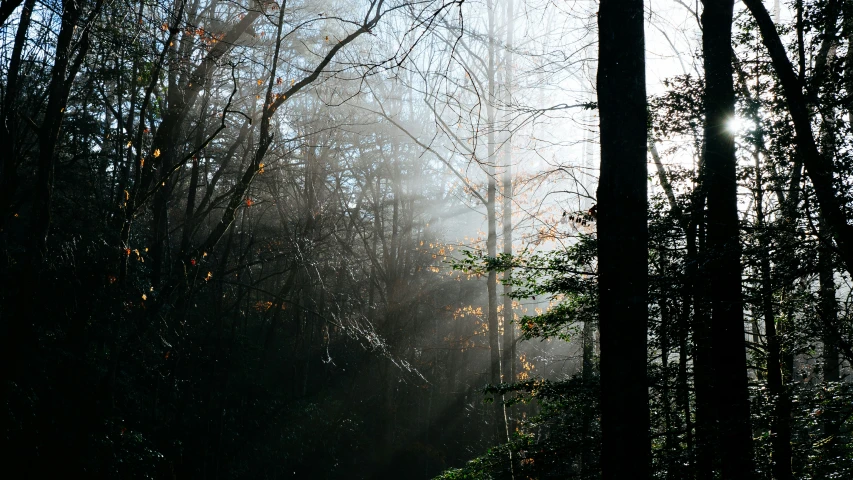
[692,209,716,480]
[702,1,755,478]
[32,0,85,256]
[580,315,595,477]
[501,0,515,439]
[821,243,840,384]
[0,0,35,232]
[596,1,649,477]
[658,249,677,479]
[754,150,793,480]
[819,221,840,445]
[846,7,853,125]
[650,140,697,477]
[485,0,503,444]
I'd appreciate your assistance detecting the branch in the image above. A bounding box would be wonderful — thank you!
[360,100,487,206]
[743,0,853,275]
[649,138,687,232]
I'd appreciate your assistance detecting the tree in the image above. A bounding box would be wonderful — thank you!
[742,0,853,276]
[596,1,650,478]
[700,1,756,478]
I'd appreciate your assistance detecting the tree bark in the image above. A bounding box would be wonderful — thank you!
[819,218,840,445]
[702,1,755,478]
[597,1,649,477]
[821,237,840,384]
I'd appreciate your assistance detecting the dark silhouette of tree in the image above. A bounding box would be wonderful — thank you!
[701,1,756,478]
[596,1,650,478]
[743,0,853,275]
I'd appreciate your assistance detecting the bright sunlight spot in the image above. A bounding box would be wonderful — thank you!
[726,116,756,133]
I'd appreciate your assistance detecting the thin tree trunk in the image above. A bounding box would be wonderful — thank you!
[819,218,840,445]
[580,315,595,477]
[650,139,696,476]
[754,150,793,480]
[658,249,677,479]
[501,0,516,441]
[846,8,853,125]
[485,0,503,444]
[820,242,839,384]
[677,289,694,476]
[32,0,86,256]
[691,176,716,480]
[180,93,211,257]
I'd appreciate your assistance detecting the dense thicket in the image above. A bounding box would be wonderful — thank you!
[0,1,511,477]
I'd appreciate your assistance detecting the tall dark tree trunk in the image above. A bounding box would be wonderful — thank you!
[846,7,853,125]
[820,246,839,383]
[596,1,649,478]
[819,222,840,444]
[692,208,717,480]
[702,1,755,478]
[0,0,35,232]
[0,0,36,452]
